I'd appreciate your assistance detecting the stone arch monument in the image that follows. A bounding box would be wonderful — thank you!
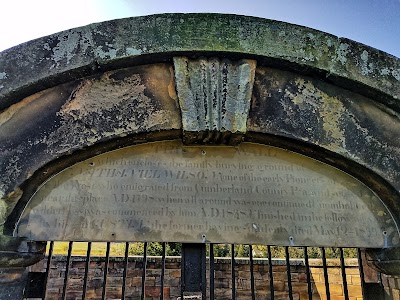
[0,14,400,298]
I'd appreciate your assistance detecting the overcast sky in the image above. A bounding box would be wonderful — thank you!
[0,0,399,57]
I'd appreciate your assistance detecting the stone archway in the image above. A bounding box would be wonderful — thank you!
[1,13,400,299]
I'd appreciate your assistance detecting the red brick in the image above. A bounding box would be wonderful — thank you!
[345,268,361,275]
[131,277,142,286]
[40,257,365,300]
[347,285,362,298]
[168,269,181,278]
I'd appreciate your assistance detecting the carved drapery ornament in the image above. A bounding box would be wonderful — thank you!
[174,57,256,145]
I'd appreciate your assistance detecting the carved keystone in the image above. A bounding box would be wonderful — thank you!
[173,57,256,145]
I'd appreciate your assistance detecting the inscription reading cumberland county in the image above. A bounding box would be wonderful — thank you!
[17,141,399,247]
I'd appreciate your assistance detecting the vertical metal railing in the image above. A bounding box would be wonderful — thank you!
[61,241,73,300]
[121,242,130,300]
[209,243,215,300]
[81,242,92,300]
[231,244,236,300]
[285,246,294,300]
[160,242,166,300]
[267,245,275,300]
[34,243,367,300]
[42,241,54,300]
[249,245,256,300]
[357,248,366,300]
[141,242,148,300]
[201,246,207,300]
[180,246,184,300]
[321,247,331,300]
[101,242,111,300]
[339,248,349,300]
[304,247,313,300]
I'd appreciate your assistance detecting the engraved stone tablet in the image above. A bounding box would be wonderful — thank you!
[17,141,399,247]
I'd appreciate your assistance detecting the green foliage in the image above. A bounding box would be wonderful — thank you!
[323,247,357,259]
[147,242,163,256]
[124,242,357,259]
[210,245,357,259]
[213,244,230,257]
[235,244,249,257]
[128,242,144,255]
[166,243,182,256]
[127,242,182,256]
[246,245,357,259]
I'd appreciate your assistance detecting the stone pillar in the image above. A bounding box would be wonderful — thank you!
[0,236,45,299]
[0,268,28,299]
[366,248,400,299]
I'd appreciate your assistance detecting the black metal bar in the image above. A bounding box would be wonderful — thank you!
[181,243,206,296]
[160,242,166,300]
[82,242,92,300]
[141,242,148,300]
[180,272,184,300]
[201,246,206,300]
[101,242,111,300]
[357,248,366,300]
[42,241,54,300]
[122,242,129,300]
[285,247,293,300]
[231,244,236,300]
[210,243,215,300]
[304,247,312,300]
[180,244,184,300]
[61,241,73,300]
[267,246,274,300]
[249,245,255,300]
[321,247,330,300]
[339,248,349,300]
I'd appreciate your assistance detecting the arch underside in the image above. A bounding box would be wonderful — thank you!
[2,60,400,235]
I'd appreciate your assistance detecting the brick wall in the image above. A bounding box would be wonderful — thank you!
[28,256,363,300]
[381,274,400,300]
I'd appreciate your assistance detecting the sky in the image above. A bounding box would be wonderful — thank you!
[0,0,399,58]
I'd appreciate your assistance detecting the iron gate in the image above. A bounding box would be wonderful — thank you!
[23,241,379,300]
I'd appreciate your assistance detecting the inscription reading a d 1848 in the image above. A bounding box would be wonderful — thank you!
[17,141,399,247]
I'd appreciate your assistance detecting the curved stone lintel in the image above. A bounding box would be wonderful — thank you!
[0,14,399,112]
[0,236,45,268]
[366,248,400,276]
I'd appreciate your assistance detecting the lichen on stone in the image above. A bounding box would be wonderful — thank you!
[337,43,350,65]
[359,50,374,76]
[0,188,22,225]
[49,30,92,68]
[125,47,142,56]
[95,43,117,60]
[285,77,347,152]
[392,69,400,81]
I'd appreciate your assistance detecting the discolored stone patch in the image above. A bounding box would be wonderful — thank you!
[0,64,180,224]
